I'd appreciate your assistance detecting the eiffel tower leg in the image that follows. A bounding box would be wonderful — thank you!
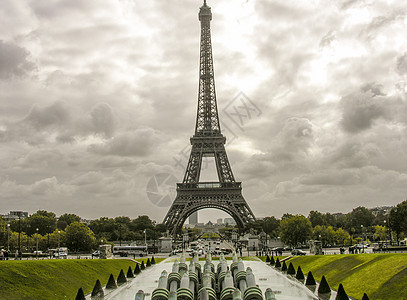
[163,186,255,235]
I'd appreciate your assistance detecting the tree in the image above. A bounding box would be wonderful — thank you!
[308,211,326,227]
[0,217,7,246]
[281,213,294,220]
[313,225,335,246]
[324,213,337,228]
[57,213,81,230]
[279,215,312,247]
[388,200,407,244]
[65,222,96,252]
[334,228,351,246]
[244,220,263,234]
[335,214,347,229]
[155,223,168,235]
[373,225,387,241]
[89,217,117,240]
[131,216,155,232]
[348,207,374,232]
[26,210,57,236]
[262,217,280,238]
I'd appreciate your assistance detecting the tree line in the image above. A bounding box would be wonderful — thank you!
[0,211,164,253]
[0,199,406,252]
[243,200,407,247]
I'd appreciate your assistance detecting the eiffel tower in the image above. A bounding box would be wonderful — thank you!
[163,0,256,235]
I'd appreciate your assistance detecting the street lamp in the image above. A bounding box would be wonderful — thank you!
[361,225,364,253]
[18,214,21,258]
[36,228,39,260]
[232,231,237,251]
[319,234,323,255]
[119,224,122,246]
[383,220,387,246]
[7,224,10,252]
[144,230,147,252]
[58,231,61,249]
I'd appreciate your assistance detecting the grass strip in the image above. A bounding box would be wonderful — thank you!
[286,253,407,300]
[0,259,139,300]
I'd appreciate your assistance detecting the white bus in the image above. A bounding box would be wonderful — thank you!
[113,245,147,257]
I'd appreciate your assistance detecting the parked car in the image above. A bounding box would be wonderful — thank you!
[291,249,306,256]
[221,248,233,254]
[271,247,285,255]
[92,250,100,257]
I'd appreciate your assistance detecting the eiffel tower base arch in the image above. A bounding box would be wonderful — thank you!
[164,183,256,235]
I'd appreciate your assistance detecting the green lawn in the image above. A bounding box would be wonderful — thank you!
[276,253,407,300]
[0,258,144,299]
[2,254,405,299]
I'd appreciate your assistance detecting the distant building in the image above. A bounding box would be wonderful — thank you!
[224,218,236,225]
[189,212,198,225]
[217,218,223,224]
[0,211,29,222]
[369,206,393,216]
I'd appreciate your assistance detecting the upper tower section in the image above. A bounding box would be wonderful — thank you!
[195,0,221,136]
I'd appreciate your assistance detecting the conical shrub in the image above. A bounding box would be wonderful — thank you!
[75,287,85,300]
[151,256,156,264]
[141,261,145,270]
[117,269,127,285]
[146,258,151,267]
[134,263,141,274]
[361,293,369,300]
[269,256,275,265]
[266,255,270,262]
[296,266,305,280]
[318,275,331,294]
[281,261,287,271]
[274,258,281,268]
[91,279,104,299]
[335,283,349,300]
[305,271,316,285]
[106,273,117,289]
[287,262,296,275]
[127,266,134,278]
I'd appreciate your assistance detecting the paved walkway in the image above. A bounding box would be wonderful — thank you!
[103,257,336,300]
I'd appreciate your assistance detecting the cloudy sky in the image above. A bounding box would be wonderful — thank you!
[1,0,407,223]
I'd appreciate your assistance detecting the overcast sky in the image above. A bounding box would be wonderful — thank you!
[1,0,407,223]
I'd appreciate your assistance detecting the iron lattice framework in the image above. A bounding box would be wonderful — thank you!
[163,1,256,235]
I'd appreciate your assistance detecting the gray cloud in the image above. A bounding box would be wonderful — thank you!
[319,30,336,48]
[23,101,70,130]
[0,41,35,79]
[88,128,161,157]
[396,53,407,76]
[340,89,388,134]
[89,103,115,137]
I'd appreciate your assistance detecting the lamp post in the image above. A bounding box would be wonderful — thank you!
[58,230,60,248]
[361,225,364,253]
[36,228,39,260]
[7,224,10,252]
[383,220,387,247]
[119,224,122,246]
[144,230,147,253]
[232,231,237,252]
[18,214,21,258]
